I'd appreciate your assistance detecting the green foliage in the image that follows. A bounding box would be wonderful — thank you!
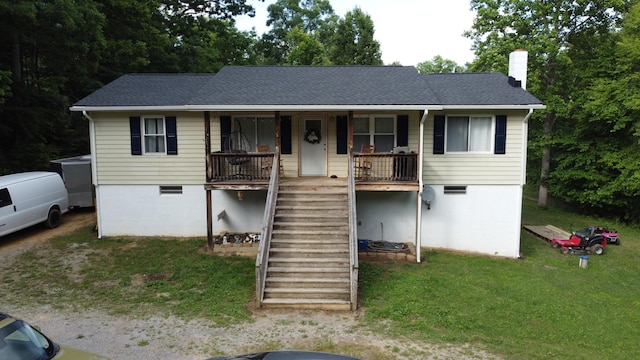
[0,0,260,174]
[327,7,383,65]
[416,56,464,74]
[466,0,637,216]
[259,0,336,64]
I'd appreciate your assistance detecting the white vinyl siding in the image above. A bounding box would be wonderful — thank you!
[423,112,525,185]
[93,112,205,185]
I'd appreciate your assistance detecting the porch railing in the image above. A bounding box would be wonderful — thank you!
[207,152,274,182]
[255,152,280,307]
[348,149,358,310]
[353,152,419,182]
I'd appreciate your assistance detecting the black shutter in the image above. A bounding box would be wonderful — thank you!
[166,116,177,155]
[336,115,348,154]
[397,115,409,147]
[280,116,292,154]
[220,116,231,151]
[494,115,507,154]
[433,115,445,154]
[130,116,142,155]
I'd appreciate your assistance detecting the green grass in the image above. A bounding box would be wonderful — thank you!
[1,232,255,326]
[359,197,640,359]
[1,196,639,359]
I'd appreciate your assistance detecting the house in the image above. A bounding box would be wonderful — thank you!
[71,51,543,310]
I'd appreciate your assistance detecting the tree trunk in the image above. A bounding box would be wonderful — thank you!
[537,113,554,207]
[11,34,21,83]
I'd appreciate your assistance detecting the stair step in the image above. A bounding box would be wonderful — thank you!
[276,205,347,211]
[260,298,352,310]
[272,229,348,235]
[274,213,348,219]
[269,257,349,268]
[270,248,349,254]
[267,266,349,273]
[264,287,350,299]
[270,239,349,248]
[266,276,350,284]
[265,287,350,294]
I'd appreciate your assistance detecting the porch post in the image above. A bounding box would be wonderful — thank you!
[348,110,353,151]
[205,111,213,250]
[275,111,281,151]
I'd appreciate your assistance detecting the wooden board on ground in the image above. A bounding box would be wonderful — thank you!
[523,225,571,243]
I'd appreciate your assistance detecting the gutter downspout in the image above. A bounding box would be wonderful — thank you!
[415,110,428,264]
[82,111,102,238]
[521,108,534,185]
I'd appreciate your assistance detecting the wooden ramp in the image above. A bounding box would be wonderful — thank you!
[523,225,571,243]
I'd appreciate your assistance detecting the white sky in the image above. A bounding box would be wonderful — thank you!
[234,0,477,67]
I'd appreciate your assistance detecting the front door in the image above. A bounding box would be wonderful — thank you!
[299,117,327,176]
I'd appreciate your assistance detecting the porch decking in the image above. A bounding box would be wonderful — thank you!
[205,152,419,191]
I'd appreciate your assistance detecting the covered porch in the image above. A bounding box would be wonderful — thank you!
[205,150,419,191]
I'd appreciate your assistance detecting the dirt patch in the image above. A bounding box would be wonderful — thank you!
[0,208,96,268]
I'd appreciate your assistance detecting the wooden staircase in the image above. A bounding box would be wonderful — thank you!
[260,178,352,310]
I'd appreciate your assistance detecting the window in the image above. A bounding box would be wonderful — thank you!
[0,188,12,208]
[353,116,396,152]
[446,116,493,152]
[233,116,276,152]
[144,117,165,153]
[130,116,177,155]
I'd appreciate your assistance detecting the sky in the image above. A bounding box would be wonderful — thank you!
[234,0,477,67]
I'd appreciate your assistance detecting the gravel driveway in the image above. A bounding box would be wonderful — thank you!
[0,210,497,360]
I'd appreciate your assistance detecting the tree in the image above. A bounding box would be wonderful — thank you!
[259,0,336,64]
[548,1,640,221]
[416,56,464,74]
[466,0,629,207]
[327,7,382,65]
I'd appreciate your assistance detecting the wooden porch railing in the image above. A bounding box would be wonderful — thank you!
[207,152,274,182]
[255,153,280,307]
[347,149,358,310]
[353,152,419,182]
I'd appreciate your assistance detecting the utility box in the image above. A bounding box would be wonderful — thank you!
[50,155,94,208]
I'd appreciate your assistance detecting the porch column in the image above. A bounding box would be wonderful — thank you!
[348,110,354,151]
[204,111,213,250]
[275,111,281,152]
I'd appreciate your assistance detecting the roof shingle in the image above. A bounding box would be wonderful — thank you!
[73,66,543,108]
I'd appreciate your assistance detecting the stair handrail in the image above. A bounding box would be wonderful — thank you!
[348,147,359,310]
[255,149,280,307]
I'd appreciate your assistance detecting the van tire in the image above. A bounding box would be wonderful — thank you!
[46,208,62,229]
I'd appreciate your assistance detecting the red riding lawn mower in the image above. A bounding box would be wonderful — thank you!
[552,226,619,255]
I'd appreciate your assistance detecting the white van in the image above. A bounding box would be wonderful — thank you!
[0,172,69,237]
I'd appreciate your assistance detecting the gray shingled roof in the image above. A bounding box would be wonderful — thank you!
[189,66,437,105]
[424,73,542,106]
[75,74,216,107]
[73,66,543,108]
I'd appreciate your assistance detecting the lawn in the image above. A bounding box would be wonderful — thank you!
[1,195,638,359]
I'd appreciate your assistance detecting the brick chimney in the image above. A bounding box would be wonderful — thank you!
[508,49,528,90]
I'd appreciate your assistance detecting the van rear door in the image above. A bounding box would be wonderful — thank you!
[0,187,17,236]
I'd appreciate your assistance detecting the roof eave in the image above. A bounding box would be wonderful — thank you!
[70,104,545,112]
[71,104,446,112]
[441,104,546,110]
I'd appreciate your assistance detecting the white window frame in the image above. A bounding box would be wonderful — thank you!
[445,115,495,153]
[142,115,166,154]
[353,115,397,152]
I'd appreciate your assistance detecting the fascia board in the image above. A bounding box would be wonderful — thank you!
[441,104,546,110]
[71,105,446,112]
